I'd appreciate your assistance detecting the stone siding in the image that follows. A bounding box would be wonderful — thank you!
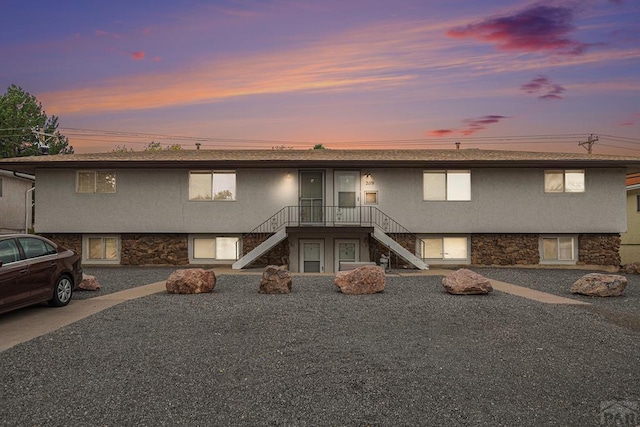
[121,234,189,265]
[41,234,82,255]
[578,234,621,266]
[471,234,540,265]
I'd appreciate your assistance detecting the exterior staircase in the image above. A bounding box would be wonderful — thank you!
[232,206,429,271]
[371,226,428,270]
[232,229,287,270]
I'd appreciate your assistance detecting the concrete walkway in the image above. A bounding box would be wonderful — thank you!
[0,281,165,352]
[0,269,588,353]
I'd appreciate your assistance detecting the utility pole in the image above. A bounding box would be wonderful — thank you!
[578,133,599,154]
[31,127,56,154]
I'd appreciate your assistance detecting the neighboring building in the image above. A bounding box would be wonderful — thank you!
[0,149,638,272]
[620,173,640,264]
[0,169,35,234]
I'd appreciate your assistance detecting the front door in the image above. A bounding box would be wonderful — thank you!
[300,171,324,224]
[334,171,360,224]
[299,240,324,273]
[335,239,359,272]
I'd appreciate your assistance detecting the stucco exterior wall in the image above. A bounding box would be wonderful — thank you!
[371,167,626,233]
[34,166,626,235]
[34,168,299,233]
[0,175,33,233]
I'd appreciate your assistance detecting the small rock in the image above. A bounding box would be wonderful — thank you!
[570,273,627,297]
[166,268,216,294]
[259,265,292,294]
[334,265,385,295]
[621,263,640,274]
[78,273,101,291]
[442,269,493,295]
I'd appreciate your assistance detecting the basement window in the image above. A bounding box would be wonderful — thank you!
[421,236,469,262]
[83,235,120,264]
[190,236,240,263]
[540,236,577,264]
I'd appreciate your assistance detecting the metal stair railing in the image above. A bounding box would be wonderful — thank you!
[236,206,423,259]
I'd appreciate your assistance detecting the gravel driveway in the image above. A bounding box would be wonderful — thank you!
[2,268,639,426]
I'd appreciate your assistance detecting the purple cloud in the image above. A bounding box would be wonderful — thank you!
[461,115,509,135]
[447,5,591,55]
[520,75,566,100]
[429,115,510,136]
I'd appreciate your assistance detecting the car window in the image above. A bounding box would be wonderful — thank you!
[17,237,55,259]
[0,239,21,265]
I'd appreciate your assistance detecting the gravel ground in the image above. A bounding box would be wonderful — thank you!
[470,267,640,332]
[2,270,640,426]
[73,267,178,300]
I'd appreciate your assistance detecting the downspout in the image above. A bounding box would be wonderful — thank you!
[25,186,35,233]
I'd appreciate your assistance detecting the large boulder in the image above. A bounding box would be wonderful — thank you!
[570,273,627,297]
[334,265,385,295]
[78,273,101,291]
[166,268,216,294]
[259,265,293,294]
[442,269,493,295]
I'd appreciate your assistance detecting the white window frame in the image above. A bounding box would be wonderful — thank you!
[539,235,578,264]
[423,170,471,201]
[82,235,120,264]
[76,170,117,194]
[188,235,240,264]
[188,171,236,201]
[544,170,585,193]
[419,235,470,264]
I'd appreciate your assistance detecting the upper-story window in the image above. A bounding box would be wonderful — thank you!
[423,170,471,201]
[189,171,236,201]
[544,170,584,193]
[77,171,116,193]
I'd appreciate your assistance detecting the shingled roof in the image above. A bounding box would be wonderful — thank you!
[2,148,640,174]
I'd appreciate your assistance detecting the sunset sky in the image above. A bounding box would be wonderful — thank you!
[1,0,639,154]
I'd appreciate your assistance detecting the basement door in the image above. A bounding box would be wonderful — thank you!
[299,240,324,273]
[335,239,360,272]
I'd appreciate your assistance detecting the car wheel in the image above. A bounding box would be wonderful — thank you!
[48,275,73,307]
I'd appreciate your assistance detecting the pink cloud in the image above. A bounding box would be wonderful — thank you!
[619,113,640,126]
[129,51,145,60]
[447,5,591,55]
[428,115,509,137]
[520,75,566,99]
[429,129,455,137]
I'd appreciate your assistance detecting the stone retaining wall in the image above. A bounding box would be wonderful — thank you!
[578,234,620,266]
[121,234,189,265]
[41,234,82,256]
[471,234,540,265]
[41,232,622,267]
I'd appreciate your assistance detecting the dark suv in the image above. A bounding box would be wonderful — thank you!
[0,234,83,315]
